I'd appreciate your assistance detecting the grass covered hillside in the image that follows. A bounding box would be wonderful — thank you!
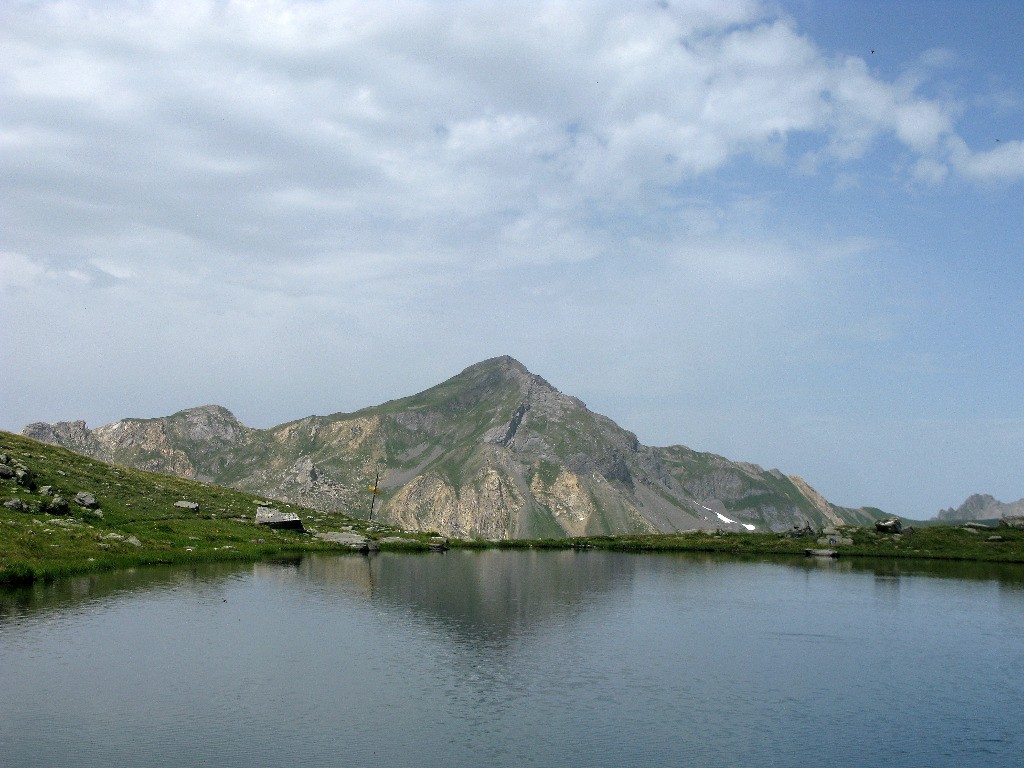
[24,356,886,539]
[0,431,440,584]
[6,424,1022,588]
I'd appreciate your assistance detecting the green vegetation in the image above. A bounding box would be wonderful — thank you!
[4,428,1023,589]
[452,524,1024,563]
[0,431,442,585]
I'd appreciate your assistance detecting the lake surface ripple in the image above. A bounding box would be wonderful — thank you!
[2,551,1022,767]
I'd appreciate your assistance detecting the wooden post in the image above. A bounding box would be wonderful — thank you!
[368,470,380,523]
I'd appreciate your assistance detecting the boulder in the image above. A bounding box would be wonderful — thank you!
[14,466,36,491]
[40,495,70,515]
[75,491,99,509]
[255,508,305,531]
[875,517,903,534]
[315,531,369,550]
[0,465,14,480]
[4,498,30,512]
[174,500,200,511]
[999,516,1024,530]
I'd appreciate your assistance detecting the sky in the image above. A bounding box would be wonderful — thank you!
[2,0,1023,518]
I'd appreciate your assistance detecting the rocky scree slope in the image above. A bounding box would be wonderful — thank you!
[23,356,879,539]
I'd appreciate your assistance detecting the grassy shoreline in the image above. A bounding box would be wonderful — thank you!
[3,430,1022,585]
[452,525,1024,562]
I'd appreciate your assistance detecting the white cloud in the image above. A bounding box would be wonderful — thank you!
[949,137,1024,182]
[3,0,1016,290]
[0,252,46,291]
[2,0,1023,518]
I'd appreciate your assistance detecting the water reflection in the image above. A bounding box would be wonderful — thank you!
[4,550,1024,628]
[0,559,274,624]
[302,550,638,641]
[2,550,1023,768]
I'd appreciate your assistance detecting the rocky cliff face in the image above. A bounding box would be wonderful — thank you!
[23,356,880,538]
[935,494,1024,521]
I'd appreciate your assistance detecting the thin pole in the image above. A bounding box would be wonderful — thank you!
[368,470,380,523]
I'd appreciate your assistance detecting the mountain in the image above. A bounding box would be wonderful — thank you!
[23,356,880,539]
[935,494,1024,522]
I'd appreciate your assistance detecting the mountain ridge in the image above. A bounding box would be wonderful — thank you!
[935,494,1024,522]
[23,356,881,538]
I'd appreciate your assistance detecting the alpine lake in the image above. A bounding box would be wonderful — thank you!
[1,549,1022,767]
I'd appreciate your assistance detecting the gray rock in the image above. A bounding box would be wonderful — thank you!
[255,508,305,531]
[39,485,54,496]
[805,548,838,558]
[174,500,200,511]
[999,516,1024,530]
[4,498,29,512]
[875,517,903,534]
[315,531,369,549]
[817,535,853,546]
[75,491,99,509]
[14,466,35,490]
[0,465,14,480]
[126,535,142,547]
[290,456,319,487]
[40,495,69,515]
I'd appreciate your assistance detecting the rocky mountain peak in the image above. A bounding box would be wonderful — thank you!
[166,405,248,443]
[21,356,881,538]
[936,493,1024,521]
[22,419,94,451]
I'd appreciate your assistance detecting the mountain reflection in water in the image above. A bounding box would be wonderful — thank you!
[1,550,1023,768]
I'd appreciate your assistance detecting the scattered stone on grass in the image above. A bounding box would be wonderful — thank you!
[255,508,304,531]
[315,531,369,550]
[40,495,69,515]
[75,491,99,509]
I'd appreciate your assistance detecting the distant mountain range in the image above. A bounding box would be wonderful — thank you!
[935,494,1024,522]
[23,356,882,539]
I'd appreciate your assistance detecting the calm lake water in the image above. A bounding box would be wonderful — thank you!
[1,551,1022,767]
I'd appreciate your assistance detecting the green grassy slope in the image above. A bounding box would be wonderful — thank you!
[0,431,437,584]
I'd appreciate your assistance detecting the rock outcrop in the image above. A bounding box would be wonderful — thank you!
[22,356,881,539]
[936,494,1024,522]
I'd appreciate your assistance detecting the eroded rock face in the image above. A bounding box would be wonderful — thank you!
[938,494,1024,521]
[22,420,94,452]
[386,467,523,540]
[21,356,879,538]
[530,467,595,537]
